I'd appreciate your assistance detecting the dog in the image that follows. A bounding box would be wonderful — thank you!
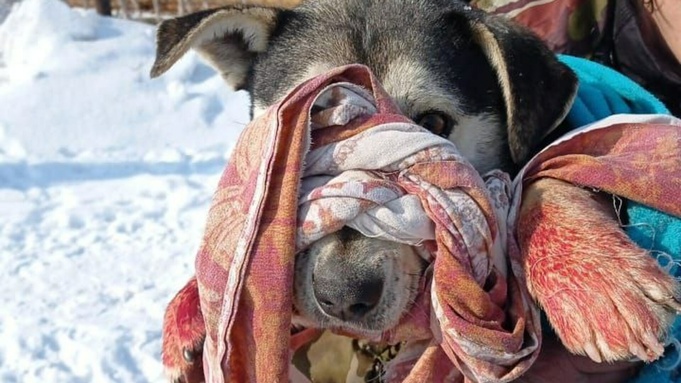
[151,0,679,380]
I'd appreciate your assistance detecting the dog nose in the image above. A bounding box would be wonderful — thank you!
[312,272,384,322]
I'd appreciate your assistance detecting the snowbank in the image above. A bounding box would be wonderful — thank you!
[0,0,249,165]
[0,0,250,381]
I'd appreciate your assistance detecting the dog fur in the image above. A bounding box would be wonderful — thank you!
[519,178,681,363]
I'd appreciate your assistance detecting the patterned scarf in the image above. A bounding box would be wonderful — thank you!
[194,64,540,383]
[165,65,681,382]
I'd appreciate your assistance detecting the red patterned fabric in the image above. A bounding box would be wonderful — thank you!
[195,64,540,382]
[163,65,681,382]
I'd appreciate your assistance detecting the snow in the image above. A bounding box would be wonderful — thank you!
[0,0,250,381]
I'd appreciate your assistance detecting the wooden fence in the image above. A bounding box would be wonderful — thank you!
[65,0,301,22]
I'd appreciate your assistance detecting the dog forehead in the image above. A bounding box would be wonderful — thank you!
[256,56,463,123]
[298,0,473,24]
[252,0,475,114]
[295,0,470,50]
[381,58,464,117]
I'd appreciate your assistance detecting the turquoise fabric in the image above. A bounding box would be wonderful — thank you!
[627,203,681,383]
[558,55,681,381]
[559,55,669,124]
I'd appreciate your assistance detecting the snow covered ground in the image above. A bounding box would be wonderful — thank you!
[0,0,250,381]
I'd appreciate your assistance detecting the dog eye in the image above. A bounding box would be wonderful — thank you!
[415,112,453,138]
[183,348,196,363]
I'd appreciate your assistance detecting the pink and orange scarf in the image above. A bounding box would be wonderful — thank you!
[166,65,681,382]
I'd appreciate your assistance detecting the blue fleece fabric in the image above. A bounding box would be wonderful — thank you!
[558,56,681,381]
[559,55,669,123]
[627,203,681,383]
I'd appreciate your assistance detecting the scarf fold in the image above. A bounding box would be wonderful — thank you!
[513,113,681,218]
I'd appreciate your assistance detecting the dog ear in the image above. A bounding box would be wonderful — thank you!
[150,6,283,90]
[468,13,578,165]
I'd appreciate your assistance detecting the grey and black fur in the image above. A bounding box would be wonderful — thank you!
[151,0,577,337]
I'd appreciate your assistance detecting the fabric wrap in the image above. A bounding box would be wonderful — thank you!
[194,64,541,383]
[192,61,681,382]
[512,113,681,234]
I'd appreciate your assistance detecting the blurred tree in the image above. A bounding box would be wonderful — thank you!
[94,0,111,16]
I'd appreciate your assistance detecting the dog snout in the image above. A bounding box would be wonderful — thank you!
[294,227,424,332]
[312,268,384,321]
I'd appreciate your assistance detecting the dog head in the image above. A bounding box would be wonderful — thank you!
[152,0,577,334]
